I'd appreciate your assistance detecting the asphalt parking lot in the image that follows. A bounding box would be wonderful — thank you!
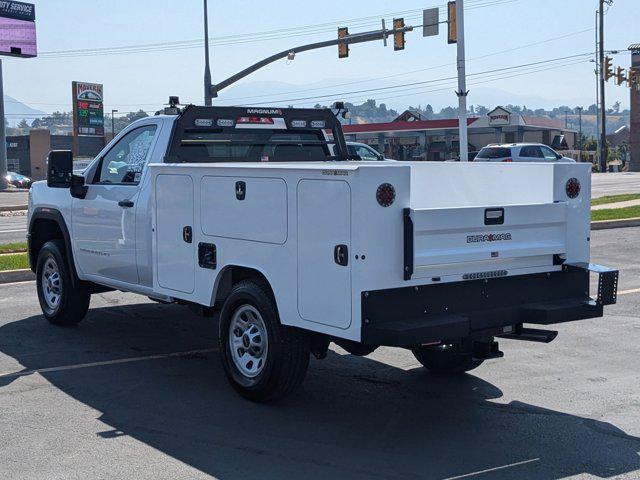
[0,227,639,480]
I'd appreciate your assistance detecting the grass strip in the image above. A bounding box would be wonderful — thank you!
[0,242,27,254]
[0,252,29,271]
[591,206,640,222]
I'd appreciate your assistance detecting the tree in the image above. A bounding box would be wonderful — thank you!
[17,119,29,129]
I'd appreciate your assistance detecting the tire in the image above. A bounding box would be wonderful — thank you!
[219,280,309,402]
[36,240,90,326]
[412,343,483,374]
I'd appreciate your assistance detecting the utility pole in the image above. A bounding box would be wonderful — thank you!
[203,0,212,106]
[111,109,118,138]
[455,0,469,162]
[564,110,568,129]
[0,59,7,189]
[598,0,608,172]
[577,106,583,161]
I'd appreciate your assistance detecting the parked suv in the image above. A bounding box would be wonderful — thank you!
[475,143,575,163]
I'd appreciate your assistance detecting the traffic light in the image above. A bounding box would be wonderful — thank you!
[615,66,626,86]
[603,56,614,81]
[447,1,457,44]
[628,68,639,88]
[338,27,349,58]
[393,18,405,51]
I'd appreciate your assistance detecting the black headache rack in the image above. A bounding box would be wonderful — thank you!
[361,263,618,347]
[165,105,350,162]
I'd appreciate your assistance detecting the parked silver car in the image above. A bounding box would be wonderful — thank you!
[474,143,575,163]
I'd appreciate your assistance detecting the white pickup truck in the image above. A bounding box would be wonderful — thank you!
[28,104,618,402]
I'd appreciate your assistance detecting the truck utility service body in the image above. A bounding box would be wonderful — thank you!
[28,105,618,401]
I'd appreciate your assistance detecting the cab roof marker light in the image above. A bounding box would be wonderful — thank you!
[194,118,213,127]
[310,120,326,128]
[291,120,307,128]
[216,119,234,127]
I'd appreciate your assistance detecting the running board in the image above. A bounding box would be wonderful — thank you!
[499,326,558,343]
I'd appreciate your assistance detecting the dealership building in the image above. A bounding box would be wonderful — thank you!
[342,107,578,161]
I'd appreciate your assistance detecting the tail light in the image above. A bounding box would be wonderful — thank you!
[376,183,395,207]
[502,158,513,162]
[566,177,581,199]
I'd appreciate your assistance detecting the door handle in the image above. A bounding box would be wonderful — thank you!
[334,244,348,266]
[183,226,193,244]
[118,199,134,208]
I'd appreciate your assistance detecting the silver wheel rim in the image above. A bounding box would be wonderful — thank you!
[42,257,62,310]
[229,304,268,378]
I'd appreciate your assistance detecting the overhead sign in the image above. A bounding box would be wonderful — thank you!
[0,1,36,58]
[72,81,104,137]
[488,107,511,126]
[422,8,439,37]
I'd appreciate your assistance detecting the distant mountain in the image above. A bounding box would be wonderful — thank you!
[4,95,46,127]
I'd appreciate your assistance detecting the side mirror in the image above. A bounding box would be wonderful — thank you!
[46,150,73,188]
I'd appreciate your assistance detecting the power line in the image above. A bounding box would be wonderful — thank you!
[36,0,515,58]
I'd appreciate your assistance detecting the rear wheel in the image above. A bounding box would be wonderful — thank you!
[36,240,90,326]
[412,343,483,374]
[219,280,309,402]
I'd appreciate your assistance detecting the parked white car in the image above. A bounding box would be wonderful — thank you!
[474,143,576,163]
[331,142,393,161]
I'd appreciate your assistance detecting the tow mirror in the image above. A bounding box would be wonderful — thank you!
[46,150,73,188]
[70,174,88,199]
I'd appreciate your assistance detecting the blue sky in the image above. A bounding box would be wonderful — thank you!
[4,0,638,115]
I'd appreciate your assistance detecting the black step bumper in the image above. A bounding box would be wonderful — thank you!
[361,264,618,347]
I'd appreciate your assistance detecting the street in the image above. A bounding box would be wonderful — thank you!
[592,172,640,198]
[0,214,27,244]
[0,227,638,480]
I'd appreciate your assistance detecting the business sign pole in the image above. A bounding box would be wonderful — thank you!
[0,1,37,189]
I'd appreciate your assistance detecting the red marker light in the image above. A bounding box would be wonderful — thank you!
[236,116,275,124]
[502,158,513,162]
[376,183,395,207]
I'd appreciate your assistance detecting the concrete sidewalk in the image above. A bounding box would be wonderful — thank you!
[592,199,640,211]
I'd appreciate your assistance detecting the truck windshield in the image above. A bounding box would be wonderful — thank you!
[177,129,332,163]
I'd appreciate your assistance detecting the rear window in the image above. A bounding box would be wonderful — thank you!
[476,147,512,159]
[178,129,331,163]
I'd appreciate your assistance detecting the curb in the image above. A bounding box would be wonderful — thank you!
[0,268,35,284]
[0,205,28,212]
[591,217,640,231]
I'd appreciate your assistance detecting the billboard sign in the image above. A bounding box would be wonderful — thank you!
[72,81,104,137]
[0,1,36,58]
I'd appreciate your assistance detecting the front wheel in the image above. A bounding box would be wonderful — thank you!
[412,343,483,374]
[36,240,90,326]
[219,280,309,402]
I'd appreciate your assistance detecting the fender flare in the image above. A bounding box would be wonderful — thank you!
[28,207,81,287]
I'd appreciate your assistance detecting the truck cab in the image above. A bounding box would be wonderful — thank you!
[27,104,619,402]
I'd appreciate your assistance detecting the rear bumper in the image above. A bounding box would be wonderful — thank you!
[361,264,618,347]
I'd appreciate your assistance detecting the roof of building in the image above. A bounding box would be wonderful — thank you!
[343,118,479,134]
[628,43,640,52]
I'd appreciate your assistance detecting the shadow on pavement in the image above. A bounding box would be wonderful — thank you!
[1,301,639,479]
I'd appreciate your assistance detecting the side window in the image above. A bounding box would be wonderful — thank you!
[95,125,157,184]
[519,146,533,157]
[540,146,559,161]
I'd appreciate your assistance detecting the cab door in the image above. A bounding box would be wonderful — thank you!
[72,123,160,285]
[297,179,352,329]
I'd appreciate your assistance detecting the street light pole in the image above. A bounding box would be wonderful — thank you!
[203,0,212,106]
[598,0,608,172]
[111,109,118,138]
[455,0,469,162]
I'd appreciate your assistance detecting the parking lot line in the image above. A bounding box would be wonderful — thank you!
[442,458,540,479]
[0,348,219,379]
[618,287,640,296]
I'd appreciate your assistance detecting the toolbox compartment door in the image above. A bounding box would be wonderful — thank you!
[155,174,195,293]
[406,202,567,279]
[297,179,352,329]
